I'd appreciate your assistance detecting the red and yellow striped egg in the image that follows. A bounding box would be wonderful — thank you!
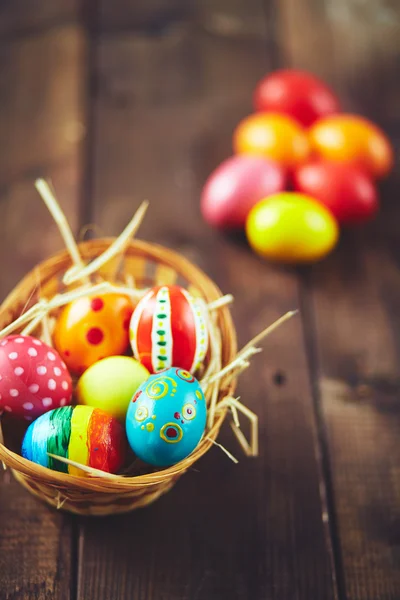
[129,285,209,374]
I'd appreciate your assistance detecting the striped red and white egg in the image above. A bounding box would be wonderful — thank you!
[129,285,209,374]
[0,335,72,420]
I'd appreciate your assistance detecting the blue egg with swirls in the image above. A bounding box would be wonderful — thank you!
[125,367,207,467]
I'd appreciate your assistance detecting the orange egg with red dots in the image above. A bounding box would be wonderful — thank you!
[52,293,134,375]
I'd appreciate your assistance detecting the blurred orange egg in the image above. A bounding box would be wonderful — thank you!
[309,114,394,178]
[233,112,310,169]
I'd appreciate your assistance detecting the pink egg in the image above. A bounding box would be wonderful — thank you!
[0,335,72,420]
[201,155,286,229]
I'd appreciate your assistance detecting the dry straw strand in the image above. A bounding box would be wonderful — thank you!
[230,423,252,457]
[46,453,122,479]
[0,281,147,338]
[22,309,48,336]
[63,201,149,285]
[217,396,259,457]
[203,310,297,389]
[41,312,52,347]
[237,310,298,359]
[206,437,239,464]
[208,294,234,311]
[230,404,241,428]
[0,303,46,338]
[56,492,68,510]
[35,179,88,283]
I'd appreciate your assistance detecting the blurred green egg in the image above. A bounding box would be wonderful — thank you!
[246,192,339,263]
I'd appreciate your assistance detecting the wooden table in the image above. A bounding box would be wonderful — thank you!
[0,1,399,598]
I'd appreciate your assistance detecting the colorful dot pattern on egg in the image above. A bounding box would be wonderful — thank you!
[91,297,104,312]
[53,294,134,375]
[0,335,72,419]
[86,327,104,345]
[152,286,173,372]
[160,422,183,443]
[125,367,207,467]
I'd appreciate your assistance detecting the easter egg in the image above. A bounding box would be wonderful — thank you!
[53,293,134,375]
[0,335,72,420]
[253,69,340,127]
[309,114,394,179]
[293,160,379,225]
[21,405,126,475]
[129,285,209,374]
[245,192,339,263]
[233,113,310,169]
[201,155,286,229]
[125,367,207,467]
[76,356,150,421]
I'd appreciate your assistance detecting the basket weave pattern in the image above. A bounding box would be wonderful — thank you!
[0,239,237,516]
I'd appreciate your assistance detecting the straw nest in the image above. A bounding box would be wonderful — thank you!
[0,180,295,516]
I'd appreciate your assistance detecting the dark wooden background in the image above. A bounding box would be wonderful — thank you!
[0,1,399,599]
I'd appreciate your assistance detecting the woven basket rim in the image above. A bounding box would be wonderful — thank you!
[0,237,238,492]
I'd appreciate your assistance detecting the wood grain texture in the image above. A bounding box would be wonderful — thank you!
[98,0,189,33]
[0,469,74,600]
[277,0,400,124]
[0,22,87,600]
[0,0,80,37]
[76,1,337,598]
[0,26,86,187]
[277,0,400,597]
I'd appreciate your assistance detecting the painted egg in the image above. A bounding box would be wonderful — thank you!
[125,367,207,467]
[201,155,286,229]
[21,405,127,475]
[76,355,150,422]
[253,69,340,127]
[53,293,134,375]
[129,285,209,374]
[233,112,310,169]
[293,160,379,225]
[245,192,339,263]
[309,114,394,179]
[0,335,72,420]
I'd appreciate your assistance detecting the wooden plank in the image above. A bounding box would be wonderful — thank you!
[0,23,87,600]
[0,468,74,600]
[0,1,79,37]
[0,26,86,189]
[277,0,400,597]
[76,2,337,598]
[311,232,400,600]
[99,0,189,33]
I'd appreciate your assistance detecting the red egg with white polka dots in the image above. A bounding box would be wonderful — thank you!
[52,293,134,375]
[0,335,72,420]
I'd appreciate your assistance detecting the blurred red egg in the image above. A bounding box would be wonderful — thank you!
[254,69,340,127]
[201,155,286,229]
[293,160,379,224]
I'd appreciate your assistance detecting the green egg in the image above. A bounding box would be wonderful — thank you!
[76,356,150,421]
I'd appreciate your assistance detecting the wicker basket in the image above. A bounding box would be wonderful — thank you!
[0,239,237,516]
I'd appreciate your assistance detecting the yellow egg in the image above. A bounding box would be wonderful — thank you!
[245,192,339,263]
[76,356,150,422]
